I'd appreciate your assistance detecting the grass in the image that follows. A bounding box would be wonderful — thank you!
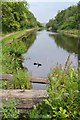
[58,29,80,38]
[29,60,80,119]
[1,28,34,43]
[1,29,36,89]
[1,37,31,89]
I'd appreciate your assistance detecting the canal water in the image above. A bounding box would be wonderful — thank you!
[22,30,78,90]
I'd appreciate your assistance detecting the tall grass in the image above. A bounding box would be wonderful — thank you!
[13,69,30,89]
[2,29,34,42]
[29,59,80,119]
[58,29,79,38]
[1,39,31,89]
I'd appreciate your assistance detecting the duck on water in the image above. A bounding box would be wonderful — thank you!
[34,62,42,67]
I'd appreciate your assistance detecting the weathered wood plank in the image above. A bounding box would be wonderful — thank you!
[0,89,49,109]
[0,74,49,84]
[31,77,49,84]
[0,89,48,99]
[16,98,44,109]
[0,74,13,80]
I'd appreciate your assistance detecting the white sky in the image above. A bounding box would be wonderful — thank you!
[2,0,79,23]
[2,0,79,2]
[28,1,78,23]
[27,0,79,2]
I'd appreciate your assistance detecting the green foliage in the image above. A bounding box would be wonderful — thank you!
[13,69,30,89]
[9,39,27,56]
[1,38,32,89]
[2,29,33,42]
[22,32,36,49]
[29,101,52,119]
[48,65,79,119]
[46,3,79,32]
[2,98,19,120]
[2,2,37,33]
[29,61,80,119]
[49,33,78,54]
[37,21,44,31]
[2,39,27,74]
[1,31,37,89]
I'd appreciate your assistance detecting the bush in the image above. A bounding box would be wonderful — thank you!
[13,69,30,89]
[2,97,19,120]
[2,39,31,89]
[2,39,27,74]
[29,62,80,119]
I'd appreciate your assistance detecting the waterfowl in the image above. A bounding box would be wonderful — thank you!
[34,62,38,65]
[37,63,42,67]
[34,62,42,67]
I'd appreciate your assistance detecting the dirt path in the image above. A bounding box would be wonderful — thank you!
[0,32,16,41]
[0,28,35,42]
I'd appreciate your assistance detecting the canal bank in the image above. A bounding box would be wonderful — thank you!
[23,30,78,89]
[1,30,79,119]
[57,29,79,38]
[1,28,36,43]
[1,28,38,91]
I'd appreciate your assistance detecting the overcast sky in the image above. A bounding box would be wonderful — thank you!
[28,2,78,23]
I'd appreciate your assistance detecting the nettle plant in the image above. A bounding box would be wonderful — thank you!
[13,69,30,90]
[29,58,80,119]
[48,65,79,119]
[2,97,19,120]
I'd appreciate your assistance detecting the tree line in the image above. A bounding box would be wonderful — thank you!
[1,2,43,33]
[46,1,80,32]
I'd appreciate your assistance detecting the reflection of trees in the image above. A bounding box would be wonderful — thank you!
[22,32,36,51]
[78,38,80,68]
[49,34,78,54]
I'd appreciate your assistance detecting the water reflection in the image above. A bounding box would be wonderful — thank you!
[22,32,37,50]
[49,34,78,54]
[78,39,80,68]
[23,30,78,76]
[23,30,78,89]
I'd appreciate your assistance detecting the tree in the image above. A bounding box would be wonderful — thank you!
[46,3,79,31]
[2,2,37,33]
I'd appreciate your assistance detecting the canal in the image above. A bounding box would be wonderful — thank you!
[22,30,78,90]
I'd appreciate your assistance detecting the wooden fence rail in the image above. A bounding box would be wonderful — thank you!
[0,74,49,84]
[0,74,49,109]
